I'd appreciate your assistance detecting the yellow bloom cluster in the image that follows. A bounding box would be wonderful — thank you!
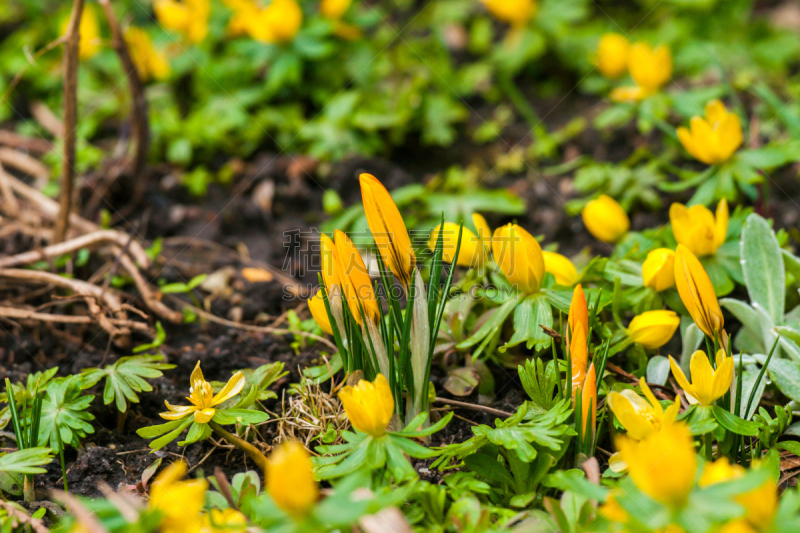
[155,0,210,44]
[678,100,743,165]
[597,34,673,102]
[481,0,537,28]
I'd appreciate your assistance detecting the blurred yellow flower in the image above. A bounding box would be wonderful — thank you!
[320,0,351,19]
[481,0,536,28]
[718,521,758,533]
[149,461,208,533]
[206,508,247,533]
[674,244,724,339]
[599,490,629,524]
[492,223,545,294]
[61,5,101,60]
[542,251,579,286]
[642,248,676,291]
[677,100,742,165]
[125,27,170,81]
[596,33,630,78]
[308,289,333,335]
[266,441,319,518]
[700,458,778,532]
[160,361,245,423]
[338,373,394,437]
[608,378,679,441]
[154,0,210,44]
[610,43,672,102]
[670,200,728,257]
[581,195,629,243]
[617,422,697,508]
[627,310,680,349]
[472,213,492,255]
[360,173,416,288]
[226,1,260,37]
[669,350,733,406]
[334,229,380,325]
[247,0,303,44]
[429,223,485,268]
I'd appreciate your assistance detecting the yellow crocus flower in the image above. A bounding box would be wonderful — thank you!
[308,289,333,335]
[617,421,697,508]
[481,0,536,28]
[677,100,743,165]
[581,195,630,243]
[429,223,485,268]
[595,33,630,79]
[338,373,394,437]
[320,0,351,19]
[668,350,733,406]
[579,363,597,442]
[320,233,341,292]
[491,224,545,294]
[568,284,589,345]
[610,43,672,102]
[149,461,208,533]
[570,321,588,399]
[608,378,679,441]
[642,248,676,291]
[674,244,724,339]
[154,0,210,44]
[334,229,380,325]
[125,27,171,81]
[266,441,319,518]
[627,309,680,349]
[360,173,415,288]
[670,200,728,257]
[160,361,245,423]
[700,458,777,532]
[472,213,492,255]
[542,251,580,286]
[247,0,303,44]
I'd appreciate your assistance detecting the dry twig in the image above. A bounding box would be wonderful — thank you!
[0,500,50,533]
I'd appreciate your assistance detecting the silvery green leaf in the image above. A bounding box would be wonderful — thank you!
[741,214,785,325]
[646,356,671,386]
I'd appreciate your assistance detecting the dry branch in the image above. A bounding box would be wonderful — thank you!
[0,130,53,154]
[30,102,64,139]
[0,161,19,217]
[0,147,50,185]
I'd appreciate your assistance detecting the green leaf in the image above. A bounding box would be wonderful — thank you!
[80,355,175,413]
[741,214,785,324]
[762,357,800,402]
[457,298,518,350]
[0,448,53,475]
[500,294,553,352]
[711,406,759,436]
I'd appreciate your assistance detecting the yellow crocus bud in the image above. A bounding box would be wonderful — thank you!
[608,378,679,441]
[570,321,588,399]
[333,230,380,325]
[610,42,672,102]
[320,234,341,291]
[642,248,676,291]
[542,251,579,286]
[428,223,484,268]
[581,195,629,243]
[627,309,680,349]
[154,0,210,44]
[595,33,630,78]
[481,0,536,27]
[670,200,728,257]
[320,0,351,19]
[580,363,597,443]
[677,100,742,165]
[338,373,394,437]
[617,422,697,508]
[472,213,492,254]
[491,224,545,294]
[247,0,303,44]
[308,289,333,335]
[125,27,171,81]
[669,350,733,406]
[568,284,589,345]
[266,441,319,518]
[149,461,208,532]
[674,244,724,339]
[359,173,416,288]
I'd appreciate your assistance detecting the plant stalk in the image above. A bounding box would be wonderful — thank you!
[209,421,269,482]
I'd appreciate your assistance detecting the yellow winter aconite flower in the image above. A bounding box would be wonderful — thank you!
[642,248,676,291]
[61,5,101,60]
[581,195,629,243]
[492,224,545,294]
[149,461,208,533]
[670,200,729,257]
[429,223,485,268]
[596,33,630,78]
[599,490,629,524]
[266,441,319,518]
[700,458,778,532]
[205,509,247,533]
[125,27,170,81]
[481,0,536,28]
[308,289,333,335]
[360,173,416,288]
[472,213,492,254]
[608,378,679,440]
[542,251,579,286]
[160,362,245,423]
[617,422,697,508]
[338,373,394,437]
[154,0,210,44]
[610,43,672,102]
[320,0,351,19]
[669,350,733,406]
[248,0,303,44]
[674,244,724,339]
[677,100,743,165]
[334,229,380,325]
[627,310,680,349]
[225,0,260,37]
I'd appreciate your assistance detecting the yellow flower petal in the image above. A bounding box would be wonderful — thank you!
[472,213,492,254]
[642,248,676,291]
[491,224,545,294]
[596,33,630,79]
[608,391,653,441]
[266,441,319,517]
[627,309,680,349]
[674,244,724,338]
[668,355,694,398]
[334,229,380,325]
[542,251,580,286]
[338,373,394,437]
[581,195,629,243]
[194,408,216,423]
[429,223,483,268]
[211,371,246,406]
[308,289,334,335]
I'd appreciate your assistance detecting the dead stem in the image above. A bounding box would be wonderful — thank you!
[433,397,512,418]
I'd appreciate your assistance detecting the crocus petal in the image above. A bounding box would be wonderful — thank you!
[211,371,246,406]
[715,199,729,249]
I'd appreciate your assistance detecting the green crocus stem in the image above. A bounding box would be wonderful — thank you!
[497,71,547,140]
[208,421,269,481]
[705,432,713,462]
